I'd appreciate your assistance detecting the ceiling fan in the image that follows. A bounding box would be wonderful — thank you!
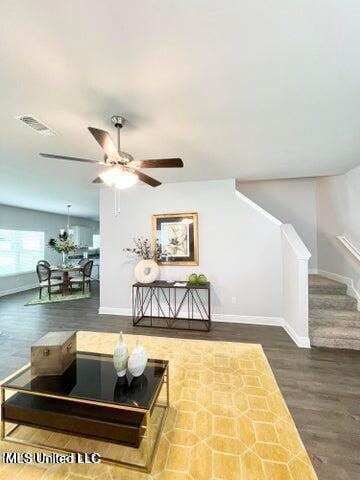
[39,115,183,189]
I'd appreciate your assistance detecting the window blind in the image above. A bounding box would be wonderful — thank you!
[0,229,45,276]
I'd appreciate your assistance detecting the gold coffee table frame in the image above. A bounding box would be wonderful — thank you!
[0,354,169,473]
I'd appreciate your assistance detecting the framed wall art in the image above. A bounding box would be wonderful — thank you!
[152,212,199,266]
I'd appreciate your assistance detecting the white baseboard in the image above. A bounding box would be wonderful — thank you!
[98,307,310,348]
[0,283,38,297]
[313,269,360,310]
[280,319,311,348]
[213,314,310,348]
[99,307,132,316]
[211,314,282,326]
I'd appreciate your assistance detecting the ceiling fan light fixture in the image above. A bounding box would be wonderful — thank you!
[39,116,183,189]
[99,167,138,189]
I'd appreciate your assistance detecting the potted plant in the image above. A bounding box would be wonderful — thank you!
[48,231,77,267]
[124,237,160,284]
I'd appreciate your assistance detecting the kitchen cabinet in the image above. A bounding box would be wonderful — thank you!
[71,226,92,248]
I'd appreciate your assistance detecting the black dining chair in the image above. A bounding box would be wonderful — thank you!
[36,263,64,300]
[37,260,62,280]
[69,257,88,281]
[78,258,88,267]
[69,260,93,294]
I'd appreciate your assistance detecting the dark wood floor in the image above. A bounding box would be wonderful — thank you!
[0,283,359,480]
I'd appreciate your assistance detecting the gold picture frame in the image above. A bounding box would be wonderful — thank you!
[152,212,199,266]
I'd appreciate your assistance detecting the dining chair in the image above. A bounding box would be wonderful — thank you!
[69,257,87,281]
[37,260,62,280]
[36,263,64,300]
[69,260,93,294]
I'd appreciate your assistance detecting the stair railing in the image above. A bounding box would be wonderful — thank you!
[336,235,360,262]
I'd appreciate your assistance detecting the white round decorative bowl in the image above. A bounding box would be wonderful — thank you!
[134,259,159,284]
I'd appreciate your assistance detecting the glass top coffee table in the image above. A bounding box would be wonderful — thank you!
[1,351,169,473]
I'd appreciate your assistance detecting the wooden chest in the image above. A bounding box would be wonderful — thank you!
[31,331,77,376]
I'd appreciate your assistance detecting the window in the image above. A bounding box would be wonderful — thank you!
[0,229,45,276]
[92,234,100,249]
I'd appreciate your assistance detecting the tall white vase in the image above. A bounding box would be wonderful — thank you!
[128,339,148,377]
[113,332,128,377]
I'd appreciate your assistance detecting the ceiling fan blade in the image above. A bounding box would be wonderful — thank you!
[40,153,101,164]
[88,127,119,160]
[92,176,104,184]
[128,167,161,187]
[130,158,183,168]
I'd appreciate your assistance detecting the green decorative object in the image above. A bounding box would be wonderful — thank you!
[197,274,208,285]
[188,273,198,284]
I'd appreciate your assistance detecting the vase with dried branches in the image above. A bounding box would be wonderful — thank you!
[124,237,160,284]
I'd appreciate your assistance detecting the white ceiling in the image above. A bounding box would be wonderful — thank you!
[1,0,360,219]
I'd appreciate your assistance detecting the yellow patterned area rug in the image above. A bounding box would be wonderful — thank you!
[0,332,318,480]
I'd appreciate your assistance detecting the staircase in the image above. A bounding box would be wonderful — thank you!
[309,274,360,350]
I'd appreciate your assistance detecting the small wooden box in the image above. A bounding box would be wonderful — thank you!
[31,331,77,376]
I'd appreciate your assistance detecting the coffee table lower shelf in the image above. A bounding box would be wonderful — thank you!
[1,361,169,473]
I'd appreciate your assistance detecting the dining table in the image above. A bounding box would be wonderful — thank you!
[50,265,83,294]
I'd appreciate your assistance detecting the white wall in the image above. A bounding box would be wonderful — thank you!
[316,164,360,296]
[0,204,99,296]
[100,179,283,320]
[237,178,318,268]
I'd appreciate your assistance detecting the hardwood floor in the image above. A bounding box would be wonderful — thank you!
[0,283,359,480]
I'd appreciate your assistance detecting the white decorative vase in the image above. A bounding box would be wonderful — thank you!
[113,332,128,377]
[127,339,148,377]
[134,259,159,284]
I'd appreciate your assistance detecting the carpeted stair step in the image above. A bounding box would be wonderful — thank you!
[311,322,360,339]
[311,327,360,341]
[310,315,360,350]
[310,335,360,350]
[310,308,360,329]
[308,274,360,350]
[308,274,347,295]
[309,293,357,311]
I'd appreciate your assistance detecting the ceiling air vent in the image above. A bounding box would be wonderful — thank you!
[15,115,57,136]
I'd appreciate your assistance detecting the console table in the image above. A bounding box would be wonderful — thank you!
[132,281,211,331]
[1,352,169,473]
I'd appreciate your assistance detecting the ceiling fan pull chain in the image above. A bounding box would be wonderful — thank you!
[114,187,121,216]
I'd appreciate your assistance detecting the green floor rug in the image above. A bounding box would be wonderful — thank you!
[26,290,91,305]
